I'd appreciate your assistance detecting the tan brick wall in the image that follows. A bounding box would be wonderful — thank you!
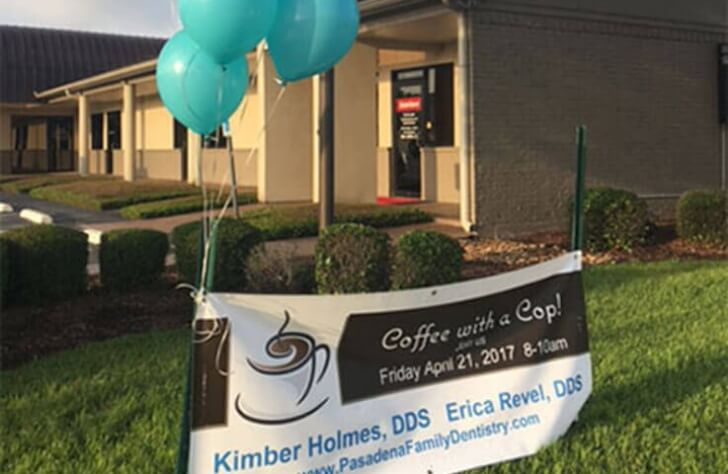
[470,9,726,237]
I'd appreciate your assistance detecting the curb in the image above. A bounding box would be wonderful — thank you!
[19,208,53,224]
[0,202,13,214]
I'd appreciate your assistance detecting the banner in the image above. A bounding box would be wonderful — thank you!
[189,252,591,474]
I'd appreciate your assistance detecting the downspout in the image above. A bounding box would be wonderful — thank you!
[453,2,476,232]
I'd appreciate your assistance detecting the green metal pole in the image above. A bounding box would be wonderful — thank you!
[175,222,213,474]
[571,126,587,251]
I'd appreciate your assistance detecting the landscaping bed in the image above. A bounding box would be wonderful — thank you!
[0,174,91,194]
[29,179,199,211]
[1,261,725,472]
[119,192,258,219]
[240,203,433,240]
[462,225,728,279]
[0,275,192,370]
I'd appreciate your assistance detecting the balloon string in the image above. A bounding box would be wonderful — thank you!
[197,83,288,293]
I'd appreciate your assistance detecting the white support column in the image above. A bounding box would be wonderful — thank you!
[77,94,89,176]
[457,12,474,232]
[122,83,136,181]
[187,130,202,186]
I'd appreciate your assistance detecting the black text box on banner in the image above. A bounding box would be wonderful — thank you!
[337,272,588,403]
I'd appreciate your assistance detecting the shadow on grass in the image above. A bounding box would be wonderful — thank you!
[576,352,728,431]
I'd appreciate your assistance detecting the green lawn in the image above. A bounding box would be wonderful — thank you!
[119,193,258,220]
[1,261,726,473]
[29,179,199,211]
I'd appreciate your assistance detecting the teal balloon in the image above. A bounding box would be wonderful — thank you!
[179,0,278,64]
[157,31,248,136]
[266,0,359,83]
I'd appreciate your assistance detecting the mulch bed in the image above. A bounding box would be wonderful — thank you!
[1,275,193,370]
[462,225,727,279]
[2,226,725,371]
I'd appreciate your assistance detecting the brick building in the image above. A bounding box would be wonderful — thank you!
[1,0,726,236]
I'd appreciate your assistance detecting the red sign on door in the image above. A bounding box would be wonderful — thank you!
[395,97,423,113]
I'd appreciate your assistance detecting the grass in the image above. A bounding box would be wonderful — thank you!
[119,193,258,220]
[0,174,88,194]
[1,261,726,473]
[29,179,199,211]
[240,203,433,240]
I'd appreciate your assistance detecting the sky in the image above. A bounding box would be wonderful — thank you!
[0,0,180,38]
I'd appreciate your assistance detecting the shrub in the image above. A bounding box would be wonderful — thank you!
[245,245,315,294]
[0,239,9,310]
[0,225,87,306]
[577,188,651,252]
[120,193,257,220]
[241,205,433,241]
[100,229,170,291]
[392,231,463,290]
[172,218,263,291]
[315,224,391,294]
[676,190,727,243]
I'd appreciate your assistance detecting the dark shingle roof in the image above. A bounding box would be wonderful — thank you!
[0,25,165,103]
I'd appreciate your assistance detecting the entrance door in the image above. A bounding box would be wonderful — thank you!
[106,111,121,174]
[174,120,188,181]
[46,117,75,172]
[392,67,426,198]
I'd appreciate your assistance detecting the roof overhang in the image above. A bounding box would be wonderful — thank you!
[34,59,157,103]
[36,1,468,103]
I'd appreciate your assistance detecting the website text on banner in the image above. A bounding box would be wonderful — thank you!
[189,252,591,474]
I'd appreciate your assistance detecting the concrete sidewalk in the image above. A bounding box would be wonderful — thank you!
[0,192,123,227]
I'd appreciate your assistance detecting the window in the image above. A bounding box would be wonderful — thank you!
[13,124,28,150]
[425,64,454,147]
[203,126,228,149]
[91,114,103,150]
[106,111,121,150]
[174,120,187,149]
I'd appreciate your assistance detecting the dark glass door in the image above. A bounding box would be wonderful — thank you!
[174,120,188,181]
[106,111,121,174]
[47,117,74,172]
[392,68,426,198]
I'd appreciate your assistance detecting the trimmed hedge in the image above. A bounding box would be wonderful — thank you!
[578,188,651,252]
[172,218,263,291]
[392,231,463,290]
[100,230,170,291]
[120,193,257,220]
[315,224,391,294]
[676,190,727,243]
[0,225,88,306]
[242,205,433,241]
[0,239,9,310]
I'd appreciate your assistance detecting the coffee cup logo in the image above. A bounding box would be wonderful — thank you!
[235,311,331,425]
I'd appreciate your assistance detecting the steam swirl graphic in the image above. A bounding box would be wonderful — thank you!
[235,311,331,425]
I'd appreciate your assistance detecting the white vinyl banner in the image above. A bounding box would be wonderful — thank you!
[189,252,592,474]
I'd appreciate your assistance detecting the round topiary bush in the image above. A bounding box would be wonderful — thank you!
[676,190,727,243]
[0,224,88,306]
[577,188,651,252]
[100,229,169,291]
[392,230,463,290]
[172,218,263,291]
[315,223,391,294]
